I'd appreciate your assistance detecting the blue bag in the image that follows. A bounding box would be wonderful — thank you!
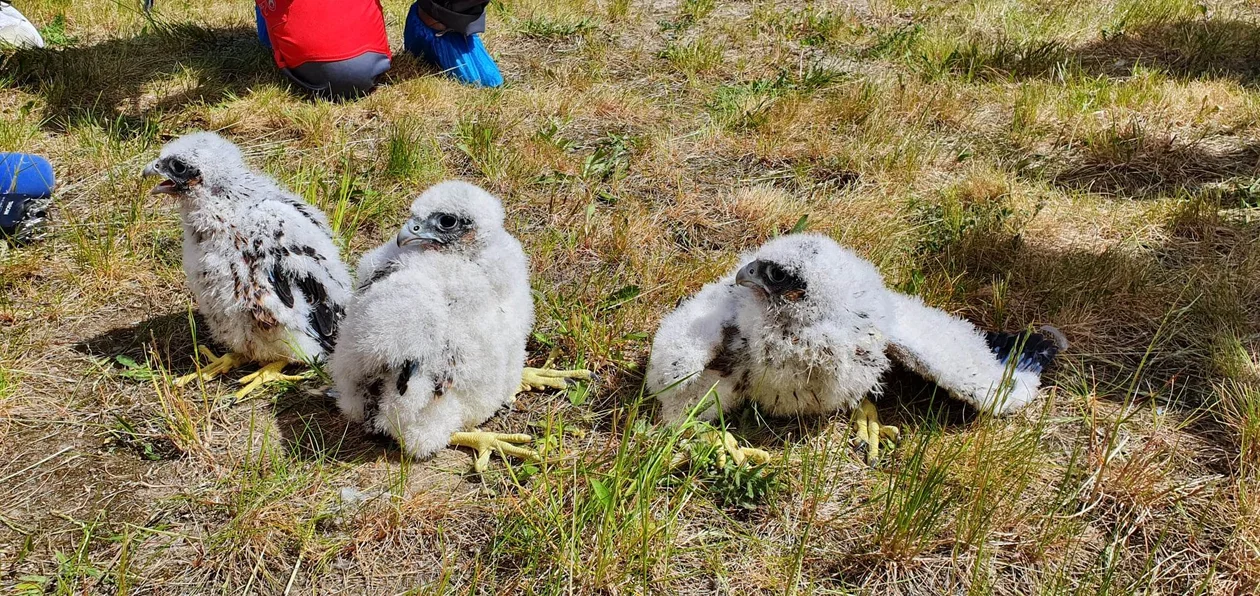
[0,153,55,244]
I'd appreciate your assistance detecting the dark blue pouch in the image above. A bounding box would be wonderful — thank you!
[0,153,55,244]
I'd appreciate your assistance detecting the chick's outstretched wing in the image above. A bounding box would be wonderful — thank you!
[882,291,1063,414]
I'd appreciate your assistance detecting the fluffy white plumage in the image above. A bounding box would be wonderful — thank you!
[146,132,352,364]
[330,181,534,458]
[883,292,1041,413]
[646,233,1062,423]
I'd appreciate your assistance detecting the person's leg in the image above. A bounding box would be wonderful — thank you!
[404,0,502,87]
[414,0,487,35]
[256,0,392,100]
[254,5,271,50]
[283,52,392,101]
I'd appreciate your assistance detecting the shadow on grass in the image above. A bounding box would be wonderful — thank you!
[916,18,1260,198]
[71,309,203,373]
[71,310,401,463]
[931,20,1260,198]
[269,385,401,464]
[2,22,275,136]
[1047,136,1260,199]
[1072,19,1260,82]
[910,191,1260,471]
[934,18,1260,84]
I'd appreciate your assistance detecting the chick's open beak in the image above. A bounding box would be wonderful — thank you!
[142,160,178,195]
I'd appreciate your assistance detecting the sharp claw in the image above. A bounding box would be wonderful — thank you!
[519,367,593,393]
[853,399,897,465]
[173,348,245,387]
[744,448,772,465]
[450,431,537,473]
[232,361,306,398]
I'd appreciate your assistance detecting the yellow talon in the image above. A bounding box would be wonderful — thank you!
[853,399,898,465]
[699,430,771,467]
[233,360,308,399]
[519,367,592,393]
[449,430,538,473]
[173,347,248,387]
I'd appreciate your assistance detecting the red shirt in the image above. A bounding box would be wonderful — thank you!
[255,0,391,69]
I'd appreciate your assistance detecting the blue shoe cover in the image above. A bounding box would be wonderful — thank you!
[403,3,502,87]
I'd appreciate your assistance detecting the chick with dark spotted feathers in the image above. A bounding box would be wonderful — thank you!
[143,132,352,398]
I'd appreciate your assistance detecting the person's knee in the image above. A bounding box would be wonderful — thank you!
[285,52,391,100]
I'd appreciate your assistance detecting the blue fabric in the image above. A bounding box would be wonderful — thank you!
[255,5,272,50]
[403,2,502,87]
[0,153,55,196]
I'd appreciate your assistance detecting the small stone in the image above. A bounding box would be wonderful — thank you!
[339,486,370,506]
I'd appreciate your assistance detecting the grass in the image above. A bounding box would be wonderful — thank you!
[3,0,1260,592]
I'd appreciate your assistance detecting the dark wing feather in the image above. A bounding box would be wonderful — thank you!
[269,262,295,308]
[295,273,345,353]
[984,326,1067,374]
[280,197,330,233]
[704,325,746,376]
[358,260,402,292]
[396,359,418,396]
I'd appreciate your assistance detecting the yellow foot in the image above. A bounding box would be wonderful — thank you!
[519,367,592,393]
[173,346,248,387]
[853,399,899,465]
[701,429,771,467]
[670,429,771,470]
[234,360,308,399]
[450,430,538,473]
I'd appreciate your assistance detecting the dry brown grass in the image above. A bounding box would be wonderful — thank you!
[4,0,1260,593]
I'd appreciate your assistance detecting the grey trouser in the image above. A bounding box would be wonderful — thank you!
[283,52,392,101]
[415,0,489,36]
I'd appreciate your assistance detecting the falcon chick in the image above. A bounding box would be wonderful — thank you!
[646,233,1064,464]
[143,132,352,398]
[331,181,589,471]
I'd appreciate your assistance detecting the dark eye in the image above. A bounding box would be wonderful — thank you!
[437,214,458,231]
[411,224,421,232]
[168,158,188,176]
[765,264,787,284]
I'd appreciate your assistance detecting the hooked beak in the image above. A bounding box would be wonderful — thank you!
[735,263,768,295]
[396,225,443,249]
[142,160,178,195]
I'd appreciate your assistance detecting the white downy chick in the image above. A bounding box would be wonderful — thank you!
[144,132,352,397]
